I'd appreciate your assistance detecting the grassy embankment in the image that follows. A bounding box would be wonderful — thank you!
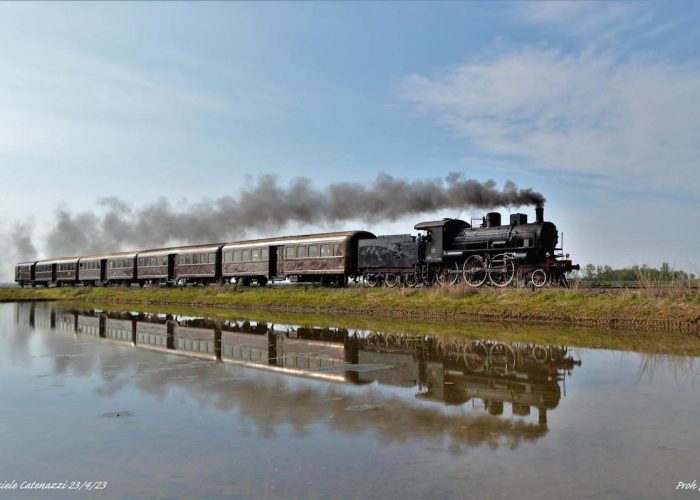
[1,285,699,330]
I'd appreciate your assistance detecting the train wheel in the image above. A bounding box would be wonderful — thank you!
[384,273,398,288]
[366,274,380,288]
[463,256,487,287]
[489,254,515,287]
[258,277,268,287]
[403,273,418,288]
[531,269,547,288]
[436,264,460,286]
[242,278,252,287]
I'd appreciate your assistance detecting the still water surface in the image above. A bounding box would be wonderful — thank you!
[1,302,699,499]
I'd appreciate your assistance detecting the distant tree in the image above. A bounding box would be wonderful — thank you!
[579,263,695,283]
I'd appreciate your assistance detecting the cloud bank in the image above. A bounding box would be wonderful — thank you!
[400,47,700,191]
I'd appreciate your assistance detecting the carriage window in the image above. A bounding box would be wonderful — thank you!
[233,251,241,263]
[187,254,193,265]
[208,253,214,264]
[261,248,268,260]
[308,245,319,258]
[162,256,168,265]
[223,252,230,263]
[320,244,331,257]
[285,247,295,259]
[193,254,200,264]
[296,246,306,258]
[251,249,260,261]
[242,250,250,261]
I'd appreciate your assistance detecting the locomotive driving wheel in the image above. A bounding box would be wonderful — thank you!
[463,255,487,287]
[436,262,462,286]
[531,269,547,287]
[488,254,516,287]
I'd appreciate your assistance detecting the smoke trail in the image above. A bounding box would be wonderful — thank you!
[0,221,37,281]
[44,173,545,256]
[11,221,37,260]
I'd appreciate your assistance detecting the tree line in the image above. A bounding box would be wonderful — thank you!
[577,263,696,283]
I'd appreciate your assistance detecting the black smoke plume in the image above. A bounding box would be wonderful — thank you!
[45,173,545,257]
[1,221,37,280]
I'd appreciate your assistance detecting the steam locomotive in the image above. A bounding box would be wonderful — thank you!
[358,205,578,287]
[14,206,577,288]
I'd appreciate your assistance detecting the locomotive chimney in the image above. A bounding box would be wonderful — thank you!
[535,205,544,223]
[485,212,501,227]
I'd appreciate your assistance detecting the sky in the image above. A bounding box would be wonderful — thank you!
[1,1,699,278]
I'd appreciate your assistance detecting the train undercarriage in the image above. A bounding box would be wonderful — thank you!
[361,253,572,288]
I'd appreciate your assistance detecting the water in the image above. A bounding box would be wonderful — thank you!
[1,302,699,499]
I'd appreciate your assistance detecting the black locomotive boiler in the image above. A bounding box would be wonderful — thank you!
[357,206,578,287]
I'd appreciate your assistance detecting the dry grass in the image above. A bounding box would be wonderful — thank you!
[1,284,699,330]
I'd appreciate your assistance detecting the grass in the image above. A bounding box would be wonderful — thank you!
[1,284,699,331]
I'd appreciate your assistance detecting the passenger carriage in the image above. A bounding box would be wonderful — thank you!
[221,231,375,286]
[33,260,55,286]
[173,244,224,286]
[105,252,138,286]
[78,254,109,286]
[14,261,36,287]
[137,248,176,286]
[54,257,80,286]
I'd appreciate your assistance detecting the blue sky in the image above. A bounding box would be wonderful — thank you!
[1,2,699,276]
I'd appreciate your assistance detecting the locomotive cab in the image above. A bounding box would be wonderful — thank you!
[413,219,470,263]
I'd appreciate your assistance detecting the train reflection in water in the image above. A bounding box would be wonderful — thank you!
[18,303,580,428]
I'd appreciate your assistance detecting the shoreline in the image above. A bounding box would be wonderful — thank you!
[1,286,699,332]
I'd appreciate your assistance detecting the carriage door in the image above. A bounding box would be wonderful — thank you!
[271,245,285,277]
[168,254,176,281]
[100,260,107,282]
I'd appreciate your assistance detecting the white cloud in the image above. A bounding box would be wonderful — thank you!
[518,2,654,42]
[400,47,700,192]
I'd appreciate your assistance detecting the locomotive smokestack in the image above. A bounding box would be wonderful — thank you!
[535,205,544,223]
